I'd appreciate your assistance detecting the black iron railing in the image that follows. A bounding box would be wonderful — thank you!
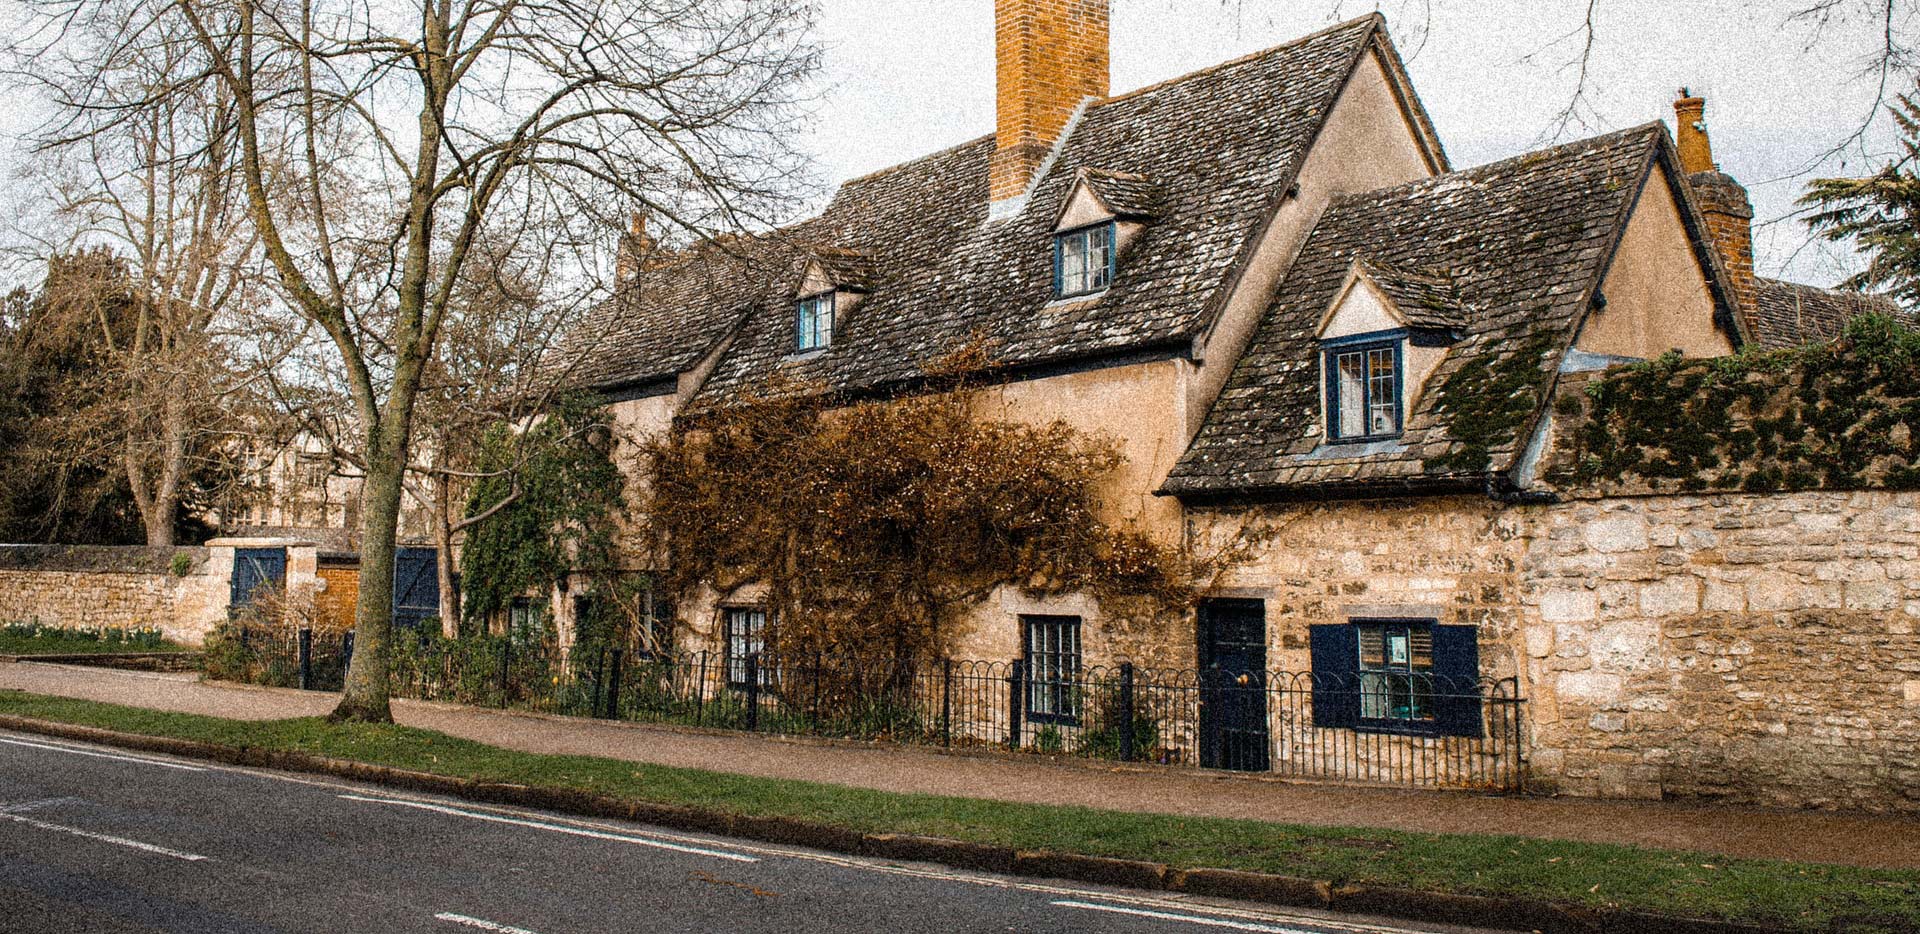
[258,632,1528,792]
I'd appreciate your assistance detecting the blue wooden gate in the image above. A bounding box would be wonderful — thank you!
[230,547,287,611]
[392,547,440,630]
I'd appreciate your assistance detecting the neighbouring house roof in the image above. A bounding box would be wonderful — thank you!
[1351,258,1467,331]
[1163,124,1736,501]
[1747,277,1908,350]
[562,15,1444,407]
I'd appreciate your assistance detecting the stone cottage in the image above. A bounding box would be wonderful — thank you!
[558,0,1918,810]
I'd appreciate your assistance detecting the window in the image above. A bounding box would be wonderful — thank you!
[1053,222,1115,298]
[1023,615,1082,723]
[508,597,547,646]
[1307,619,1482,737]
[724,607,769,689]
[1357,621,1433,723]
[795,292,834,351]
[1324,339,1402,441]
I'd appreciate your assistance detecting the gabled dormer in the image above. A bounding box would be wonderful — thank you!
[1050,169,1158,300]
[1317,259,1463,443]
[792,248,877,353]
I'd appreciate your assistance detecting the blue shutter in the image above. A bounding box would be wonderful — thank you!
[1052,234,1064,297]
[1323,349,1340,439]
[1431,624,1483,738]
[1307,624,1359,729]
[1101,222,1117,287]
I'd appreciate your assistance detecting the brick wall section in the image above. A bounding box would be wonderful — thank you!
[1192,490,1920,813]
[313,566,360,634]
[1688,171,1755,316]
[991,0,1109,202]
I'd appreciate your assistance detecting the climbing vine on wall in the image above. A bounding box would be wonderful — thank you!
[1550,313,1920,493]
[637,361,1254,665]
[1423,327,1562,475]
[459,393,627,629]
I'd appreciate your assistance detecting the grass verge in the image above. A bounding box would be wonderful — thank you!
[0,689,1914,933]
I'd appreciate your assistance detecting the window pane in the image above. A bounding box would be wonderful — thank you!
[1024,616,1081,719]
[1355,621,1437,721]
[1367,348,1397,435]
[1089,225,1113,291]
[796,295,832,350]
[1337,352,1367,438]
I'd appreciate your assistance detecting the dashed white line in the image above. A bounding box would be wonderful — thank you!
[433,913,544,934]
[0,736,206,771]
[339,794,758,863]
[0,810,208,861]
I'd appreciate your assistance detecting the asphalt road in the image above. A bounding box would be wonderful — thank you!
[0,728,1494,934]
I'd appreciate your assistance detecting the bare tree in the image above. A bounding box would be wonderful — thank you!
[12,0,819,721]
[8,10,281,547]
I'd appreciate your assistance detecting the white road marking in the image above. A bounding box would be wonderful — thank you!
[0,736,206,771]
[433,912,545,934]
[0,810,208,861]
[339,794,757,863]
[0,729,1431,934]
[0,796,79,814]
[1053,900,1328,933]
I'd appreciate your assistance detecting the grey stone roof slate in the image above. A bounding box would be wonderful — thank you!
[1076,168,1161,219]
[1164,125,1679,499]
[1355,258,1466,331]
[1747,277,1907,350]
[554,16,1415,407]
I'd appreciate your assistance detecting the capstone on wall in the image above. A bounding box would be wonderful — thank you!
[1189,489,1920,813]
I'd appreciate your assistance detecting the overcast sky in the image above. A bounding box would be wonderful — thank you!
[2,1,1913,289]
[799,0,1920,288]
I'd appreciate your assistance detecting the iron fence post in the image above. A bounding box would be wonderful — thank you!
[1008,659,1025,750]
[941,658,953,748]
[605,649,624,720]
[694,651,709,725]
[498,640,511,705]
[1119,661,1136,762]
[746,653,761,732]
[298,628,313,691]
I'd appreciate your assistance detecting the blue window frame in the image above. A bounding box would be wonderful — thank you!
[1307,619,1483,738]
[795,292,834,351]
[1053,222,1115,298]
[1023,614,1081,724]
[1323,335,1403,441]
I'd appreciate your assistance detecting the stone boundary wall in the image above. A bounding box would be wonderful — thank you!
[1190,489,1920,813]
[0,541,328,646]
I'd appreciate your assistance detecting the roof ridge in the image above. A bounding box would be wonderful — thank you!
[836,133,994,188]
[1329,123,1664,209]
[1095,13,1382,110]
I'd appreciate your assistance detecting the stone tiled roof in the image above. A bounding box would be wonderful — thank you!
[807,247,881,292]
[1355,258,1466,331]
[629,15,1428,413]
[1747,277,1906,350]
[1164,125,1699,499]
[1076,168,1161,220]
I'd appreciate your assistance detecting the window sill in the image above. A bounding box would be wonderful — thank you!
[1046,289,1109,308]
[1305,436,1406,459]
[782,348,829,362]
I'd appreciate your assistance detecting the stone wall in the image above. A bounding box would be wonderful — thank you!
[0,540,329,646]
[0,546,228,644]
[1190,489,1920,813]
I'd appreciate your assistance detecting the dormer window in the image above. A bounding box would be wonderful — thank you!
[1325,336,1403,441]
[1054,222,1116,298]
[795,291,834,351]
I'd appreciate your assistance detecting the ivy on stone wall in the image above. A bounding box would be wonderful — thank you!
[1551,313,1920,493]
[458,394,626,628]
[637,360,1245,666]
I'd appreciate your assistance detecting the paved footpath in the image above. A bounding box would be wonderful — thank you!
[5,659,1917,871]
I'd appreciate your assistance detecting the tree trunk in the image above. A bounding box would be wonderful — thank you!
[331,421,408,723]
[435,474,460,638]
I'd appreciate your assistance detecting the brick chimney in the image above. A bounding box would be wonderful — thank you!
[991,0,1110,207]
[1674,91,1755,316]
[615,210,658,283]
